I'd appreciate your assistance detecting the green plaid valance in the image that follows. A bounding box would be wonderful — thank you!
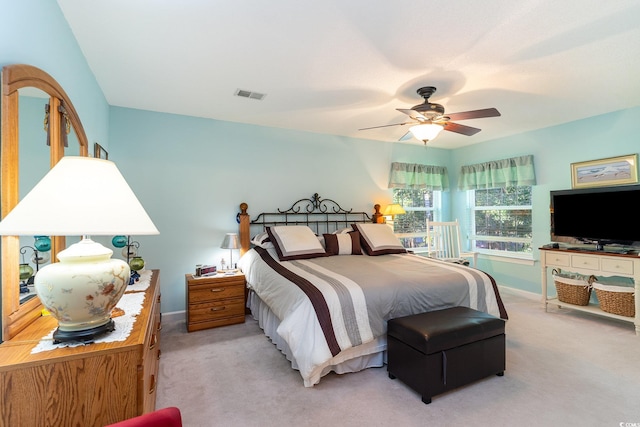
[458,155,536,190]
[388,162,449,191]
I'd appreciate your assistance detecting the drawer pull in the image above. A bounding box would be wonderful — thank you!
[211,306,226,312]
[211,288,225,292]
[148,375,156,395]
[157,349,162,360]
[149,334,157,350]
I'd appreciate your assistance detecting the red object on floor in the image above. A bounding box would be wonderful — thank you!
[104,407,182,427]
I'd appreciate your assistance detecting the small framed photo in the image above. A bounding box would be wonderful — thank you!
[94,142,108,160]
[571,154,638,189]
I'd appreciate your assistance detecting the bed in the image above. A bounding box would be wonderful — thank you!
[236,194,507,387]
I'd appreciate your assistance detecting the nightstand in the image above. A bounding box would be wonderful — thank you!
[185,272,246,332]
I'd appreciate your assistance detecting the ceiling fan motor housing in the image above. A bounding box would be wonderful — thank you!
[412,86,445,117]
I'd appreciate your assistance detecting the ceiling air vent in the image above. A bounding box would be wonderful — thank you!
[235,89,266,101]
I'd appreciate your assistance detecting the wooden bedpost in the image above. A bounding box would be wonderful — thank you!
[372,204,384,223]
[239,202,250,256]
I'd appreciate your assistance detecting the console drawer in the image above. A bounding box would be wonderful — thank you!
[601,258,634,275]
[545,251,570,267]
[570,255,600,271]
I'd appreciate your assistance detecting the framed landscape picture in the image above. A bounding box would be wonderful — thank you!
[571,154,638,189]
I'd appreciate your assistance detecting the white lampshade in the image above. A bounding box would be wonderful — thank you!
[409,123,444,143]
[0,156,159,236]
[0,156,159,343]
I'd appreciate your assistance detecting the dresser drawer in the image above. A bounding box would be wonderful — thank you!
[570,255,600,271]
[545,251,570,267]
[601,257,634,275]
[189,281,244,303]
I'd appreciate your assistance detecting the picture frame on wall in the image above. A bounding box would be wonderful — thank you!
[571,154,638,189]
[94,142,108,160]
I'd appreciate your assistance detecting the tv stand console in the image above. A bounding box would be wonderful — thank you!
[540,248,639,336]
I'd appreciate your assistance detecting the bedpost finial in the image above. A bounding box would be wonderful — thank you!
[373,204,384,223]
[240,202,248,214]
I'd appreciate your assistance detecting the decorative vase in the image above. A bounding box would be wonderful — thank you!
[31,251,51,265]
[111,235,128,248]
[129,256,145,271]
[34,238,130,342]
[34,235,52,252]
[19,263,34,281]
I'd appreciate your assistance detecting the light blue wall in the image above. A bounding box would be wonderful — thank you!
[109,107,452,312]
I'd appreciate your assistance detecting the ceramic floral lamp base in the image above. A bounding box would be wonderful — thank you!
[53,319,116,344]
[34,238,130,343]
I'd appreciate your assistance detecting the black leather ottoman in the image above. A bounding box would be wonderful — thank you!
[387,306,505,404]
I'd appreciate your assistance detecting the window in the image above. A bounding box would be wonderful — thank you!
[469,185,533,257]
[392,188,440,252]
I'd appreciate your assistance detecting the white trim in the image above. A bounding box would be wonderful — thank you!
[478,251,535,266]
[496,284,540,300]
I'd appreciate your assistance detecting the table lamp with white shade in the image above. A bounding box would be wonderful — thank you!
[0,156,159,343]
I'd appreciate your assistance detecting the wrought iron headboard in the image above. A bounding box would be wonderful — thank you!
[237,193,381,254]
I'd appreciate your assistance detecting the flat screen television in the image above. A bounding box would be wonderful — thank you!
[550,184,640,251]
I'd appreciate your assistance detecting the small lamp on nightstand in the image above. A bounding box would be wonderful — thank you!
[383,203,406,229]
[220,233,240,270]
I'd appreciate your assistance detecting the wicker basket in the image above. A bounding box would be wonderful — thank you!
[552,273,592,306]
[593,283,635,317]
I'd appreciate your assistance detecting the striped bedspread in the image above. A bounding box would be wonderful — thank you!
[239,247,507,385]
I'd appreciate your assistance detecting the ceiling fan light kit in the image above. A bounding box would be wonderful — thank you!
[409,123,444,144]
[360,86,500,144]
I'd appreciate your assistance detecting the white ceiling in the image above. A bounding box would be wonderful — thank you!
[57,0,640,149]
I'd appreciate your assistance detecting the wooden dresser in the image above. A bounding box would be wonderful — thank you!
[185,272,246,332]
[0,270,162,426]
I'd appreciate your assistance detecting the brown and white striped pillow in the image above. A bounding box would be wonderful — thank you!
[323,231,362,255]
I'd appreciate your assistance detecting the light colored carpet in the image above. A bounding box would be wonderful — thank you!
[157,288,640,427]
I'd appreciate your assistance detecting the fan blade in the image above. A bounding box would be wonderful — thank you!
[446,108,500,121]
[398,131,414,142]
[396,108,428,122]
[443,122,482,136]
[358,122,413,131]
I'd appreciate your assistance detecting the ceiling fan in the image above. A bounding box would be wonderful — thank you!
[359,86,501,144]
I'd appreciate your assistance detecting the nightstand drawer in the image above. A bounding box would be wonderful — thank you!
[189,282,244,304]
[188,298,245,330]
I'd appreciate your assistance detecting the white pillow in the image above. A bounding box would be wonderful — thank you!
[266,225,327,261]
[351,223,406,256]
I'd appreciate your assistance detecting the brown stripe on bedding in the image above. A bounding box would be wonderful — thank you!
[291,260,363,347]
[254,246,342,356]
[488,273,508,320]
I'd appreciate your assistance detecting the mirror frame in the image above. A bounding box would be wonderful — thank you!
[1,64,89,341]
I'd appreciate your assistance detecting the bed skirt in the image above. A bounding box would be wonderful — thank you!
[248,290,387,387]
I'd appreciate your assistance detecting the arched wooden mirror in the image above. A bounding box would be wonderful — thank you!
[1,64,89,341]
